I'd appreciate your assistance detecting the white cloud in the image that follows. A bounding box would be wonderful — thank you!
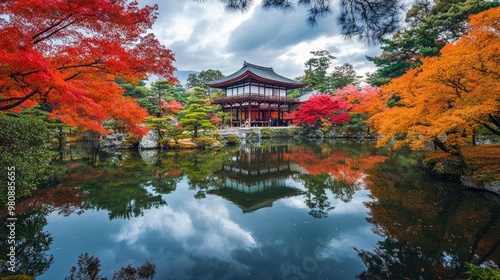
[139,0,382,81]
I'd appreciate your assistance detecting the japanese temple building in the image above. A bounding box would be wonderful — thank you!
[207,61,307,127]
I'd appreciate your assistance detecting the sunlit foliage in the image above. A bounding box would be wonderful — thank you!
[370,7,500,155]
[0,0,177,135]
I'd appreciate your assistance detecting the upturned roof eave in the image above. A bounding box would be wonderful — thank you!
[206,71,306,89]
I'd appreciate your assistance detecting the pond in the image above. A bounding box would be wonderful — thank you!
[1,139,499,279]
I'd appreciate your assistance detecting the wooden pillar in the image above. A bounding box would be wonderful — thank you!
[277,104,281,126]
[230,103,233,127]
[238,106,242,127]
[287,104,291,126]
[257,102,261,123]
[268,102,271,127]
[248,100,251,126]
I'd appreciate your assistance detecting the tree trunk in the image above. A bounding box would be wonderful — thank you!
[489,114,500,129]
[433,138,449,153]
[483,123,500,136]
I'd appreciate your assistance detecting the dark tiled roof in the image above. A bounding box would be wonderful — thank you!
[206,61,306,89]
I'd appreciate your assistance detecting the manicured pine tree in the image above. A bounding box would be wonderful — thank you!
[179,87,216,138]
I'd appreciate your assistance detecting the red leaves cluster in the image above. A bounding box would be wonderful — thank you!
[0,0,178,135]
[335,85,384,116]
[288,94,350,126]
[161,100,184,116]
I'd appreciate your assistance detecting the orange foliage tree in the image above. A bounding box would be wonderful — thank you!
[0,0,177,135]
[335,85,385,132]
[369,7,500,154]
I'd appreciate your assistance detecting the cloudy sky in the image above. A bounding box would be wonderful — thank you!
[142,0,389,81]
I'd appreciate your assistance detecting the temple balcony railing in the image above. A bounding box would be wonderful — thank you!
[212,93,300,104]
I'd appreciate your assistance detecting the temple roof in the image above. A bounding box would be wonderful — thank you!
[206,61,307,89]
[207,186,305,213]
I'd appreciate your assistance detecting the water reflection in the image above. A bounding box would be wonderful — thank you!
[1,140,498,279]
[211,144,305,212]
[358,153,500,279]
[43,141,386,220]
[0,209,53,277]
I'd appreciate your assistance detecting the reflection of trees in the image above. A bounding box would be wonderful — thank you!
[81,183,166,220]
[287,140,387,186]
[64,252,156,280]
[151,174,179,195]
[0,185,91,219]
[300,173,335,218]
[356,239,437,279]
[48,149,168,220]
[176,150,227,198]
[299,172,357,218]
[0,210,53,277]
[358,158,500,279]
[43,146,231,219]
[285,140,387,218]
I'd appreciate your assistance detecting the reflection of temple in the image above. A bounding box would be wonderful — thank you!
[209,145,304,212]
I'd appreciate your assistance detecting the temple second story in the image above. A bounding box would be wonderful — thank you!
[207,62,307,127]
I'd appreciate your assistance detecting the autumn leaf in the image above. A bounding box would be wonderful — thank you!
[0,0,178,135]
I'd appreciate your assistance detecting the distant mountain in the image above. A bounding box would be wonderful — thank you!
[175,70,198,86]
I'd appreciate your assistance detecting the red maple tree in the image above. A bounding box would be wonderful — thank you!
[287,94,351,127]
[0,0,177,135]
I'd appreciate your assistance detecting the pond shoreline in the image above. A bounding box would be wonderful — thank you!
[94,128,500,196]
[419,145,500,196]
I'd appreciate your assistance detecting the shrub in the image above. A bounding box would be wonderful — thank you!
[273,128,291,138]
[158,138,171,148]
[0,116,52,204]
[246,129,259,140]
[211,132,221,140]
[225,134,240,145]
[260,128,273,138]
[123,135,139,148]
[288,127,301,137]
[194,137,216,149]
[178,132,192,139]
[465,263,500,280]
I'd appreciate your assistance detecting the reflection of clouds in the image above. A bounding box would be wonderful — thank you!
[114,206,194,245]
[109,181,377,279]
[279,196,308,209]
[186,201,257,253]
[330,189,372,214]
[323,226,378,261]
[114,197,256,258]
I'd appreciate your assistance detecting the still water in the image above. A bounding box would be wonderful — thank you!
[1,140,499,279]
